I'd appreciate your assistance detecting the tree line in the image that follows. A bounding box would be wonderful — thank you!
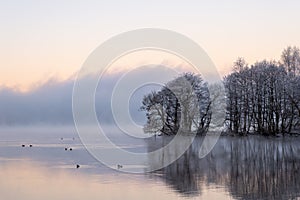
[225,46,300,135]
[141,46,300,136]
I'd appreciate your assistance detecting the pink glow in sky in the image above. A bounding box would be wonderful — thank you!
[1,0,299,90]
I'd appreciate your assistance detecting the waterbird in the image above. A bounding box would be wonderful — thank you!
[64,147,68,151]
[21,144,25,147]
[29,144,33,147]
[117,164,123,169]
[76,164,80,169]
[69,148,73,151]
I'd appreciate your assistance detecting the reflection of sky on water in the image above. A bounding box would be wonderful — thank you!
[0,160,231,200]
[1,127,300,199]
[0,127,231,199]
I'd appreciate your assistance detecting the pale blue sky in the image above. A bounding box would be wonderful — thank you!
[1,0,300,90]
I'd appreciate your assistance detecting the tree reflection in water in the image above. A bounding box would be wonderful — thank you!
[147,135,300,199]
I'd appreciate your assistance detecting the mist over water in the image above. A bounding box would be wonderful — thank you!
[0,76,148,126]
[0,65,175,126]
[0,126,300,199]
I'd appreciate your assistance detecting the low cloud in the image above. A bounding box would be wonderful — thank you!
[0,65,175,126]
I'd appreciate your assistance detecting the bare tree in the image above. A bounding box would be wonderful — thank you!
[225,48,300,135]
[281,46,300,76]
[141,73,211,135]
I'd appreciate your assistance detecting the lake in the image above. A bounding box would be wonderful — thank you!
[0,126,300,200]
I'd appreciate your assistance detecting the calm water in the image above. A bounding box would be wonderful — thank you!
[0,126,300,200]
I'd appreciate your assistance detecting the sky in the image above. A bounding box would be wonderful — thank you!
[1,0,300,91]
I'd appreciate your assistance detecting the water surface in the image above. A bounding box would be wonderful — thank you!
[0,127,299,200]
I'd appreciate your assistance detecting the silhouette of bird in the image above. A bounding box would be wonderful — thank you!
[76,164,80,169]
[69,148,73,151]
[21,144,25,147]
[29,144,33,147]
[64,147,68,151]
[117,164,123,169]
